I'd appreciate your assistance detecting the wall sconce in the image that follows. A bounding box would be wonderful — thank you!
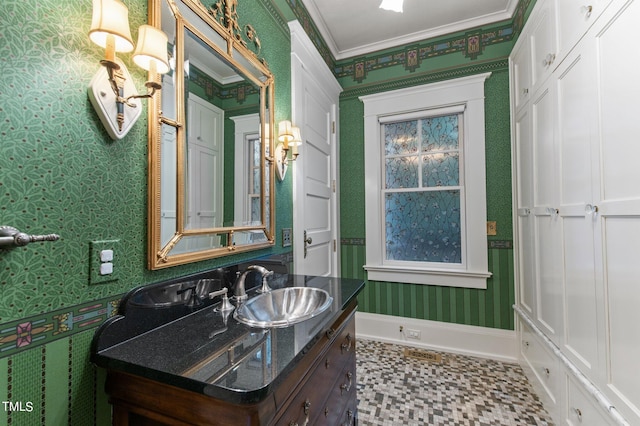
[87,0,170,140]
[275,120,302,181]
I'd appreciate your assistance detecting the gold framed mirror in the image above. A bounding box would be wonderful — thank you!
[147,0,275,269]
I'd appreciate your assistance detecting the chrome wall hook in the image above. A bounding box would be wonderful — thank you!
[0,226,60,249]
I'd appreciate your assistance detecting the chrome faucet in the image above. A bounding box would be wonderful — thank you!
[234,265,274,300]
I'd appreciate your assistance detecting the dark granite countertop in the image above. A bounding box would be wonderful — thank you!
[91,274,365,404]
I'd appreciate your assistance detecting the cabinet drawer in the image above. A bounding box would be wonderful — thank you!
[566,375,611,426]
[520,322,560,406]
[276,312,356,425]
[314,352,357,425]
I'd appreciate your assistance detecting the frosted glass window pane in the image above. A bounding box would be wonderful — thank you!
[385,190,461,263]
[385,156,419,189]
[384,120,418,155]
[422,115,459,151]
[422,153,459,187]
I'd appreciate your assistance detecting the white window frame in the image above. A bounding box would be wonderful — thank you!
[360,74,492,289]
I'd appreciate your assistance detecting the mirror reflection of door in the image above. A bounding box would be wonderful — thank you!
[160,78,177,248]
[231,113,267,245]
[186,94,224,250]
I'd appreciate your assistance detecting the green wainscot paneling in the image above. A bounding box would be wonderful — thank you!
[341,243,515,331]
[0,330,110,426]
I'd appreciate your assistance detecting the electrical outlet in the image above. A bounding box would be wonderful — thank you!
[282,228,292,247]
[406,329,421,339]
[89,239,120,285]
[487,221,497,236]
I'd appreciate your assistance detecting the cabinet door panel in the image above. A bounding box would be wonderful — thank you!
[594,2,640,421]
[556,0,613,60]
[556,46,601,375]
[596,0,640,202]
[531,85,563,342]
[511,41,531,112]
[602,218,640,418]
[514,107,536,316]
[530,0,558,88]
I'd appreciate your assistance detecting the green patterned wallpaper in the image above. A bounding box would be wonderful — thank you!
[0,0,292,423]
[0,0,291,324]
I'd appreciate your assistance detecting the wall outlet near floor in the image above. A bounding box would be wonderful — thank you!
[406,329,421,340]
[486,221,497,236]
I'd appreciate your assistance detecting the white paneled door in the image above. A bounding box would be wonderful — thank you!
[290,21,342,277]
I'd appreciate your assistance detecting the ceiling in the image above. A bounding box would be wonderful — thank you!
[300,0,519,60]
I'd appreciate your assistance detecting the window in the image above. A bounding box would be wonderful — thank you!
[360,74,492,289]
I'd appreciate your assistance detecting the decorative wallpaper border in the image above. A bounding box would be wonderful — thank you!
[284,0,532,84]
[340,58,509,99]
[0,296,121,359]
[285,0,335,70]
[335,23,515,84]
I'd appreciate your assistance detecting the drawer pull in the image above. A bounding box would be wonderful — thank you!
[325,358,330,369]
[341,334,352,353]
[304,399,311,416]
[341,409,354,426]
[340,372,353,395]
[573,407,583,422]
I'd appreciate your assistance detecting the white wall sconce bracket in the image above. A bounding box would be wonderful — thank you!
[275,143,288,181]
[88,57,142,140]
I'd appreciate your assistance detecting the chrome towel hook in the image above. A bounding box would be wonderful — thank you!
[0,226,60,249]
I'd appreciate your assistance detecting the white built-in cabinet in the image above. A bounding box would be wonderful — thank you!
[510,0,640,424]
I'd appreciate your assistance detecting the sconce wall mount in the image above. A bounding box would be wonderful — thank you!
[276,120,301,181]
[87,0,169,140]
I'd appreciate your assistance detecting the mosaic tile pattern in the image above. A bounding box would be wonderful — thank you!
[356,339,554,425]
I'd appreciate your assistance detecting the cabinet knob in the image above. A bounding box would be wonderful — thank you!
[585,204,598,215]
[543,53,556,67]
[522,88,529,96]
[341,334,352,353]
[573,407,583,422]
[581,5,593,18]
[543,367,551,377]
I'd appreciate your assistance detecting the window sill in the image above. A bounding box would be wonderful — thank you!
[363,265,491,289]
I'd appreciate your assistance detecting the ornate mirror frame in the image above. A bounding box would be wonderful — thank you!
[147,0,275,269]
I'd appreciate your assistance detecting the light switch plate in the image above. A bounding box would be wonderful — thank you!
[282,228,292,247]
[89,239,120,285]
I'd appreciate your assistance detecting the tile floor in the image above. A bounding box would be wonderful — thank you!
[356,339,554,425]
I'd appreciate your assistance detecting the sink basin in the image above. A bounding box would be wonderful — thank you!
[129,279,222,308]
[234,287,333,328]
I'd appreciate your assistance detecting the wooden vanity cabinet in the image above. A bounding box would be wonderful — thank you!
[103,301,358,425]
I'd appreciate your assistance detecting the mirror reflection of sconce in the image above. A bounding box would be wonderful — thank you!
[87,0,170,140]
[275,120,302,181]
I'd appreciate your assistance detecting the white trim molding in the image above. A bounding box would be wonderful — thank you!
[360,73,492,289]
[356,312,518,363]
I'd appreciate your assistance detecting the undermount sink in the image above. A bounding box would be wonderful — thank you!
[234,287,333,328]
[129,279,222,308]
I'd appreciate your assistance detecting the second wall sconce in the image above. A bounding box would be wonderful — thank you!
[87,0,170,140]
[275,120,302,181]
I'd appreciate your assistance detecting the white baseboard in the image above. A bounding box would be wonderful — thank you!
[355,312,518,363]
